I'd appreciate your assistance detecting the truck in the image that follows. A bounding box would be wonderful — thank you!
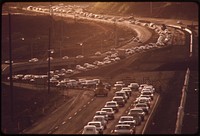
[94,81,108,97]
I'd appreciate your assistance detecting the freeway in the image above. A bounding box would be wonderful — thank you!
[2,7,153,75]
[3,4,197,135]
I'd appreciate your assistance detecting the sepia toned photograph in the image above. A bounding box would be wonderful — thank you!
[1,1,199,134]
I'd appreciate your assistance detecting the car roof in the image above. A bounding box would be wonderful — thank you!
[120,116,133,118]
[116,124,130,127]
[96,110,107,113]
[106,101,117,103]
[94,115,105,118]
[84,125,96,128]
[116,91,125,93]
[131,107,143,110]
[88,121,102,124]
[113,96,124,99]
[101,107,113,110]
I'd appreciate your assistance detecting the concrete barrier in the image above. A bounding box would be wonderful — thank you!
[175,68,190,134]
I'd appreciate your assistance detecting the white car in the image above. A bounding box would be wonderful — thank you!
[5,60,13,64]
[138,84,148,92]
[62,56,69,59]
[135,103,149,114]
[104,101,119,113]
[128,107,145,121]
[118,116,136,124]
[87,121,104,134]
[95,51,101,56]
[82,125,99,134]
[95,111,109,121]
[121,87,132,96]
[29,58,39,62]
[76,55,84,59]
[92,115,107,129]
[65,69,74,74]
[113,124,134,134]
[115,91,128,103]
[101,108,115,120]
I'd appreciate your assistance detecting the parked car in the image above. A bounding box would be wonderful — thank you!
[82,125,99,134]
[113,124,134,134]
[101,108,115,120]
[87,121,104,134]
[104,101,119,113]
[112,96,125,107]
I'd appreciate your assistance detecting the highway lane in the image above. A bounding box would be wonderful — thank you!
[53,89,115,134]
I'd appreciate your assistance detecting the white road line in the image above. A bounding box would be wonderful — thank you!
[68,117,72,120]
[62,121,66,125]
[54,126,59,130]
[91,98,94,101]
[48,131,52,134]
[83,105,86,107]
[74,112,77,115]
[87,101,90,104]
[79,108,82,111]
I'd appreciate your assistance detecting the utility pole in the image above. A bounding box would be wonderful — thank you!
[114,20,118,47]
[8,12,14,133]
[48,27,51,96]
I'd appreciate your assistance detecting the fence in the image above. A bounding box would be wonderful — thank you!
[175,68,190,134]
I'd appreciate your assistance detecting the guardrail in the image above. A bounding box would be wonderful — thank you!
[167,24,193,58]
[175,68,190,134]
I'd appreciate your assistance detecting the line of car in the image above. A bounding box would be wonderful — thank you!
[82,81,156,134]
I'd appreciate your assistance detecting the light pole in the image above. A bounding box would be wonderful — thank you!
[113,20,118,47]
[8,12,14,133]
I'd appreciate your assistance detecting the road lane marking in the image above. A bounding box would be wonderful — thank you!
[68,117,72,120]
[54,126,59,130]
[48,131,52,134]
[62,121,66,125]
[79,108,82,111]
[87,101,90,104]
[83,105,86,107]
[74,112,77,115]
